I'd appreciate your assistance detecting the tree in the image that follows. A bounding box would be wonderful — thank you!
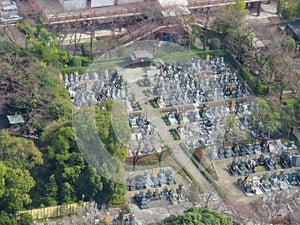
[0,211,17,225]
[162,207,233,225]
[252,191,300,224]
[279,0,300,19]
[17,213,33,225]
[212,0,250,61]
[209,38,221,50]
[223,114,239,145]
[0,130,43,169]
[38,119,96,205]
[0,163,35,214]
[0,42,72,136]
[250,99,270,136]
[0,161,6,198]
[256,26,296,104]
[265,111,281,139]
[94,101,129,204]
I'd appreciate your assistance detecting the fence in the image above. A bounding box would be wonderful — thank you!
[17,202,89,220]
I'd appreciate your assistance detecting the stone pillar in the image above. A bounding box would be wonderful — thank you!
[207,7,210,17]
[115,0,118,6]
[257,1,262,17]
[119,17,123,32]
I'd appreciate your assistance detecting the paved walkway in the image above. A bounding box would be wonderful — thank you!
[128,80,216,193]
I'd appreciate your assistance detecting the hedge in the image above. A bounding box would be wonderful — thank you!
[191,47,224,59]
[60,66,87,75]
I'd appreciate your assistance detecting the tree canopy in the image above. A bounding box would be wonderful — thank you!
[0,42,72,135]
[162,207,233,225]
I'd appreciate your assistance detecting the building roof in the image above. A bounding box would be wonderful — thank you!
[158,0,190,17]
[130,50,153,61]
[6,114,25,125]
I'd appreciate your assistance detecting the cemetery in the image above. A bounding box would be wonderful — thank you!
[61,70,139,110]
[236,169,300,196]
[128,113,164,159]
[63,52,300,203]
[141,56,249,108]
[134,184,187,209]
[229,151,300,176]
[221,139,286,160]
[127,169,176,191]
[126,167,189,210]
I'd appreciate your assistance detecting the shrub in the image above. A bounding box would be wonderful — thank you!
[209,38,221,50]
[70,56,82,67]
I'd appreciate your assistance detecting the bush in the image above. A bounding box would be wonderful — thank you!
[162,116,171,126]
[70,56,82,67]
[191,48,224,59]
[81,56,93,66]
[209,38,221,50]
[169,129,180,140]
[149,99,159,108]
[60,67,87,75]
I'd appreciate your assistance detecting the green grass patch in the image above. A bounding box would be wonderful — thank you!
[137,79,145,87]
[143,90,151,97]
[149,99,159,108]
[169,128,180,140]
[161,115,171,126]
[255,165,267,173]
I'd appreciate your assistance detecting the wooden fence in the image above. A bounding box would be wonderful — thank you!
[17,202,89,220]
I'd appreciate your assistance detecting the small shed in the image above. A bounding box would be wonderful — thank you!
[129,50,153,68]
[6,114,25,125]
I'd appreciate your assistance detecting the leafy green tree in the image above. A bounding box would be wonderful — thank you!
[35,119,106,206]
[212,0,250,61]
[95,101,130,161]
[162,207,233,225]
[17,213,33,225]
[75,166,102,202]
[0,163,35,213]
[281,37,296,51]
[209,38,221,50]
[73,101,129,205]
[0,43,72,134]
[265,111,281,139]
[0,211,17,225]
[40,119,85,204]
[0,161,6,197]
[0,130,43,169]
[224,114,239,144]
[251,99,270,135]
[17,20,67,66]
[279,0,300,19]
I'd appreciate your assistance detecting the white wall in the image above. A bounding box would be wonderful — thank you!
[118,0,144,4]
[59,0,87,10]
[91,0,114,7]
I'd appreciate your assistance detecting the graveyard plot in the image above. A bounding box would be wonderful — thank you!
[236,169,300,196]
[228,150,300,177]
[125,168,188,209]
[61,70,140,110]
[142,57,250,108]
[127,113,166,166]
[127,168,176,192]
